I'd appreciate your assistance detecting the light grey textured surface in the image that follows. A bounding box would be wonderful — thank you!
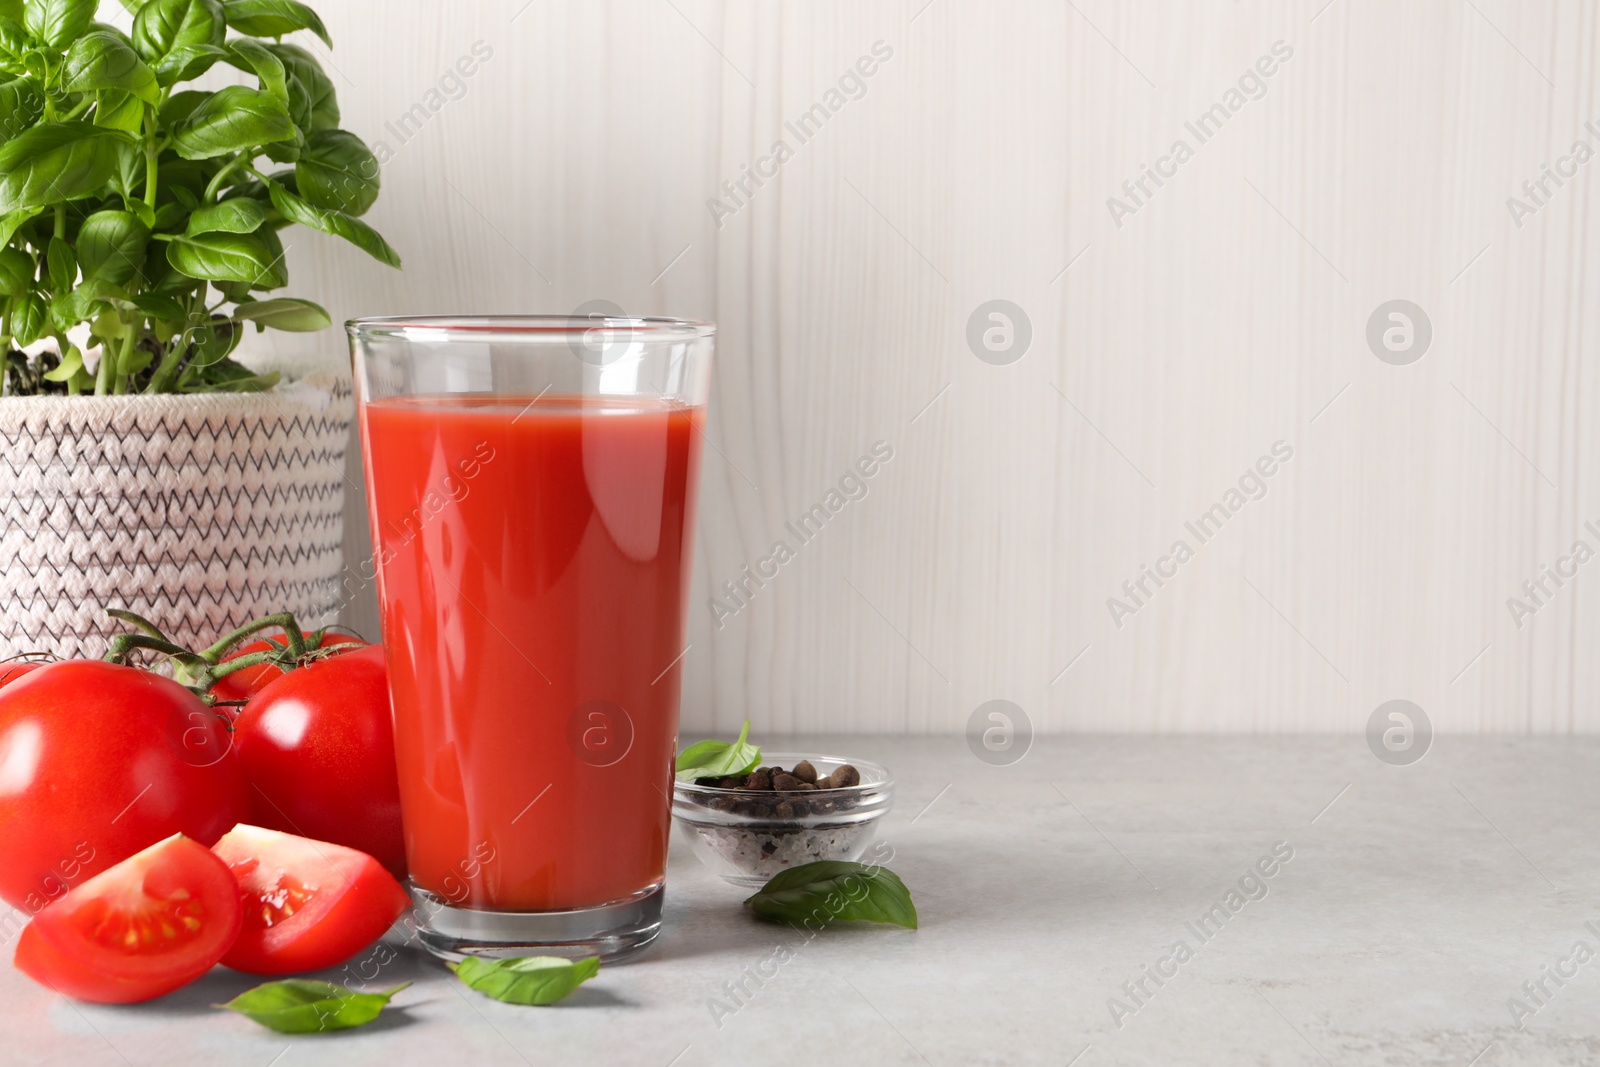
[5,736,1598,1066]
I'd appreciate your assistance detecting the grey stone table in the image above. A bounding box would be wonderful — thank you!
[4,736,1597,1066]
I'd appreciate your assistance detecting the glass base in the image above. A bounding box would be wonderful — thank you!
[408,881,664,964]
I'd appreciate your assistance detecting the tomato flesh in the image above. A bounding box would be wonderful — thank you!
[13,835,242,1003]
[215,825,409,976]
[211,632,366,705]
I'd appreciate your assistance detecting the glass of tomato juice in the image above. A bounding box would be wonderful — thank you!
[347,316,712,962]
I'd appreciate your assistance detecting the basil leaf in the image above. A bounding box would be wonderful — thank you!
[45,234,73,291]
[743,861,919,930]
[22,0,95,49]
[141,240,191,294]
[78,209,150,284]
[261,138,299,164]
[253,219,288,283]
[158,88,208,128]
[132,0,224,63]
[0,1,19,26]
[675,719,761,779]
[153,199,189,230]
[150,41,226,85]
[185,196,267,235]
[171,85,295,159]
[8,292,45,345]
[0,16,26,61]
[51,279,125,331]
[0,246,32,295]
[448,956,599,1006]
[266,179,399,267]
[126,292,185,322]
[0,77,43,139]
[105,134,145,199]
[120,344,154,376]
[186,356,277,391]
[295,128,378,216]
[269,42,337,132]
[221,0,331,48]
[86,18,136,44]
[93,88,147,133]
[40,342,83,381]
[184,314,239,366]
[0,122,132,215]
[232,296,328,331]
[220,980,410,1034]
[63,30,160,104]
[226,36,286,102]
[0,208,34,247]
[166,230,285,286]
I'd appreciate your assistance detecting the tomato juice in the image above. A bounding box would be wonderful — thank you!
[361,395,703,912]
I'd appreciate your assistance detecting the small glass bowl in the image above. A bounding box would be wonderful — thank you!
[672,753,894,887]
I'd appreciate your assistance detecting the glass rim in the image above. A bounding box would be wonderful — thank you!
[345,314,716,342]
[671,754,892,796]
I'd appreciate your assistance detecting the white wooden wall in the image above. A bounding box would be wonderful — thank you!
[240,0,1599,734]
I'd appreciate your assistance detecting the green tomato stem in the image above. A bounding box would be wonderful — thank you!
[104,632,193,663]
[104,610,313,696]
[200,612,307,664]
[105,608,172,642]
[203,648,297,682]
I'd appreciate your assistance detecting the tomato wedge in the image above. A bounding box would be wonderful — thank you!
[214,825,409,976]
[13,835,243,1003]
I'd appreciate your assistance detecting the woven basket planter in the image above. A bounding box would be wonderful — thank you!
[0,363,352,659]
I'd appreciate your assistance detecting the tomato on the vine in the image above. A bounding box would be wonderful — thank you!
[13,834,243,1003]
[0,662,44,688]
[0,661,249,910]
[233,646,406,876]
[0,659,48,694]
[214,825,409,975]
[209,631,367,705]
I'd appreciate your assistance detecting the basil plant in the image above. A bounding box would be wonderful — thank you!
[0,0,399,396]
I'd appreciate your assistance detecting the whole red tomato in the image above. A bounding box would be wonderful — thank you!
[233,646,406,877]
[0,662,44,689]
[0,662,249,911]
[210,631,367,705]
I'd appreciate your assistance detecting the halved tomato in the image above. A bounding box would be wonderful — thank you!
[214,825,409,976]
[13,835,243,1003]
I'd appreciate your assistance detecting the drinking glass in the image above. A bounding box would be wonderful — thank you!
[347,315,713,962]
